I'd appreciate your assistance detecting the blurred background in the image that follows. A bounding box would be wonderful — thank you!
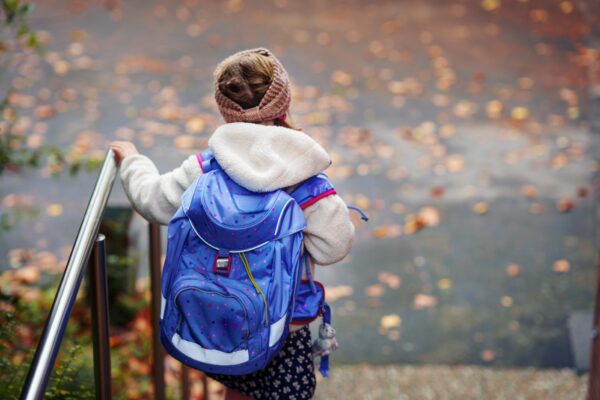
[0,0,599,398]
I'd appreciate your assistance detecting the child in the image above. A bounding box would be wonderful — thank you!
[111,48,355,400]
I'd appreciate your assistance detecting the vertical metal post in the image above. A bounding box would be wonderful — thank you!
[201,371,209,400]
[590,256,600,400]
[590,173,600,400]
[593,304,600,400]
[181,365,190,400]
[88,234,112,400]
[149,223,166,400]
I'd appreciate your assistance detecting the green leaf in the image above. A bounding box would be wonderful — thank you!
[16,23,29,37]
[68,162,80,177]
[16,3,32,17]
[26,33,38,48]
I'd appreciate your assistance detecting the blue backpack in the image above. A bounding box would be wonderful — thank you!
[159,150,338,376]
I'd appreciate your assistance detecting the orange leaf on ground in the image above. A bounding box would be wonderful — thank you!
[13,265,41,284]
[380,314,402,331]
[472,201,489,215]
[326,285,353,302]
[529,202,545,215]
[506,263,522,278]
[481,349,496,362]
[372,225,402,239]
[556,199,574,213]
[412,293,438,310]
[553,259,570,273]
[577,187,588,198]
[418,207,440,226]
[365,284,385,298]
[378,272,402,289]
[520,184,537,199]
[430,186,445,198]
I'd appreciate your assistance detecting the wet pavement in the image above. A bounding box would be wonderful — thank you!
[1,0,599,367]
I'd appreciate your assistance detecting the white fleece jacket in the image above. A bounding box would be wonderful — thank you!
[119,122,355,267]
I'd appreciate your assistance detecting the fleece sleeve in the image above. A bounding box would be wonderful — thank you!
[301,194,355,266]
[119,153,202,225]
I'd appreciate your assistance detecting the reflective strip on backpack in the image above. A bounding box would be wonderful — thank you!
[171,333,250,366]
[268,314,287,347]
[160,294,166,319]
[274,198,295,236]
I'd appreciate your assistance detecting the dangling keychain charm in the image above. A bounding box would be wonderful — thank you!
[311,305,337,377]
[312,322,339,357]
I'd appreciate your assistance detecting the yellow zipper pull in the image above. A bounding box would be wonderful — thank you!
[239,252,269,327]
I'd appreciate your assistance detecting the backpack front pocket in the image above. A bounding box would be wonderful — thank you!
[175,286,250,353]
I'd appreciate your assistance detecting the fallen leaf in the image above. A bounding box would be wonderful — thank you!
[521,184,537,199]
[500,296,513,307]
[404,214,426,234]
[529,203,545,215]
[47,203,63,217]
[365,284,385,298]
[552,153,568,169]
[430,186,445,198]
[185,116,205,133]
[577,187,588,198]
[481,0,500,12]
[35,105,56,119]
[418,207,440,226]
[556,199,574,213]
[486,100,503,119]
[530,8,549,23]
[553,259,570,273]
[506,263,522,277]
[480,349,496,362]
[392,202,406,214]
[13,265,41,284]
[560,1,574,14]
[173,135,195,149]
[380,314,402,330]
[331,70,352,86]
[372,225,402,239]
[412,293,438,310]
[355,195,370,210]
[510,107,529,121]
[437,278,452,290]
[445,154,465,172]
[326,285,354,302]
[472,201,489,215]
[378,272,402,289]
[53,60,70,76]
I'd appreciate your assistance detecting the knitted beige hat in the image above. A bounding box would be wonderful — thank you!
[214,48,291,123]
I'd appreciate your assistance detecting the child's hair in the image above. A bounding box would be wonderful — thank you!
[214,48,300,130]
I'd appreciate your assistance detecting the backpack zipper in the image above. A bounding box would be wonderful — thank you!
[239,252,269,327]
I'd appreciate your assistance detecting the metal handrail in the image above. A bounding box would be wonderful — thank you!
[20,150,119,400]
[87,234,112,399]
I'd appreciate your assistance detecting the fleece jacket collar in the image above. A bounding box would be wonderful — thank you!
[208,122,331,192]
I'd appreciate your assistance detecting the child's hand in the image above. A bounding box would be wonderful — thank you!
[110,141,139,166]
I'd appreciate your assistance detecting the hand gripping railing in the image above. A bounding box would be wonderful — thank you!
[18,150,200,399]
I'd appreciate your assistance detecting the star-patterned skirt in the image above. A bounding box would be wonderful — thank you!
[206,326,317,399]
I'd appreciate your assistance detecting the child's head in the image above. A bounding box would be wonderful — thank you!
[214,48,297,129]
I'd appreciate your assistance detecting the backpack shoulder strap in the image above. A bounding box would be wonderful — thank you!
[290,173,337,209]
[196,149,220,173]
